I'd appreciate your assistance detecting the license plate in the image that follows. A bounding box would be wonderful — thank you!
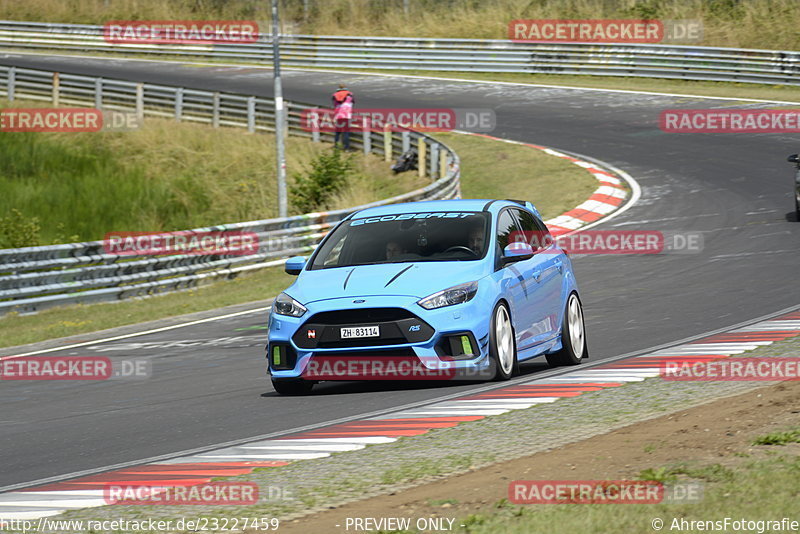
[340,326,380,339]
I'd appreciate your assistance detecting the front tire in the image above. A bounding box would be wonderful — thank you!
[546,292,587,367]
[489,302,517,380]
[272,378,314,396]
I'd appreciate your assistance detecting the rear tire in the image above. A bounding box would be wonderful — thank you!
[272,378,314,396]
[546,292,587,367]
[489,302,517,380]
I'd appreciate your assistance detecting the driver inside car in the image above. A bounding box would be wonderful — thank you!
[468,225,485,255]
[385,240,406,260]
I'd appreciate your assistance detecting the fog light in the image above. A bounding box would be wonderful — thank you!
[435,332,479,361]
[268,344,297,370]
[461,335,473,355]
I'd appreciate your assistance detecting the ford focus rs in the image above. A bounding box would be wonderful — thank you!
[267,199,587,395]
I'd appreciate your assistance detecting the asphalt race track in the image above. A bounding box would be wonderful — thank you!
[1,53,799,490]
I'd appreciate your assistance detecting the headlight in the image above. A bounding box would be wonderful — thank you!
[417,281,478,310]
[274,292,307,317]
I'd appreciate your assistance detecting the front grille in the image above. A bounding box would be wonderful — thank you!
[293,307,434,349]
[311,348,416,358]
[317,336,407,348]
[307,308,416,325]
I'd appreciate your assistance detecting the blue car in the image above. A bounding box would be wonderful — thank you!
[267,199,587,395]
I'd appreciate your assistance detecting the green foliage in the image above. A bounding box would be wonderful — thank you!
[0,129,154,244]
[626,0,662,19]
[703,0,743,19]
[0,116,383,244]
[0,209,41,248]
[639,462,735,483]
[753,428,800,446]
[290,148,355,213]
[638,466,679,483]
[51,222,80,245]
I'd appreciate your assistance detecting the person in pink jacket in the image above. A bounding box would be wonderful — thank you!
[332,83,354,150]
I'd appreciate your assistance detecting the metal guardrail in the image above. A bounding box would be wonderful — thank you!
[0,65,461,314]
[0,20,799,85]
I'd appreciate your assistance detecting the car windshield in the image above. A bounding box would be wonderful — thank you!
[309,211,491,269]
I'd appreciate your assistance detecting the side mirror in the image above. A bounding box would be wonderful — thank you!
[285,256,307,275]
[788,154,799,164]
[501,242,534,264]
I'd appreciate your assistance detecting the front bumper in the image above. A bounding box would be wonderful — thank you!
[267,295,491,380]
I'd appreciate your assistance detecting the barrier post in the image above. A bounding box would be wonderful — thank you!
[430,143,439,179]
[174,87,183,122]
[418,138,427,178]
[7,66,15,102]
[52,72,59,106]
[384,125,392,162]
[247,96,256,133]
[135,83,144,123]
[94,78,102,109]
[281,100,289,137]
[311,109,320,142]
[212,92,220,128]
[362,116,371,154]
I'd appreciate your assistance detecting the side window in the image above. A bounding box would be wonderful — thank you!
[495,209,522,256]
[323,235,347,267]
[512,209,551,251]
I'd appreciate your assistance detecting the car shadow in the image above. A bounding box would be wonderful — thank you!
[785,210,799,222]
[260,355,558,397]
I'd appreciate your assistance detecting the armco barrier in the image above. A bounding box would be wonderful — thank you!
[0,65,460,315]
[0,20,798,85]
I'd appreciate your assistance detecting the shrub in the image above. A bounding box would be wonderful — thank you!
[0,209,41,248]
[290,148,355,213]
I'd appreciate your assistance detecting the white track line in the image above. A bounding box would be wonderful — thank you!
[0,306,271,360]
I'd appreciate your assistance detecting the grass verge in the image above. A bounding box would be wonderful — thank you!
[454,450,799,534]
[0,99,408,246]
[0,132,594,348]
[435,132,599,220]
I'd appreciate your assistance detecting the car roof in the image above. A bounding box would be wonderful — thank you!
[351,199,533,219]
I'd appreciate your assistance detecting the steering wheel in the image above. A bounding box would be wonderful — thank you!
[443,245,477,256]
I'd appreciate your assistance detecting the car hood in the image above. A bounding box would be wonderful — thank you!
[288,261,488,304]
